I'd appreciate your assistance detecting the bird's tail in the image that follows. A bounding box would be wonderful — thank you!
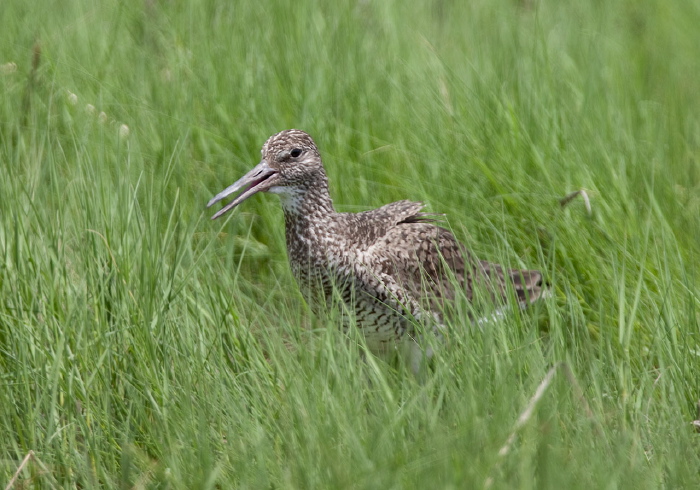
[477,261,548,307]
[507,268,548,306]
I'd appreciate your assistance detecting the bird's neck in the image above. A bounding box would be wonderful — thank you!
[274,174,336,228]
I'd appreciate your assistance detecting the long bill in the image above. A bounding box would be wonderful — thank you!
[207,160,279,220]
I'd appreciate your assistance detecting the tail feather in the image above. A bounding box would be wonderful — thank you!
[508,269,547,305]
[477,261,548,307]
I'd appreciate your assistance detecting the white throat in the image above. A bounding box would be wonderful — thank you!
[268,186,306,214]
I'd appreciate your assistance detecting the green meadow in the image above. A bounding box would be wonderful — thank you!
[1,0,699,487]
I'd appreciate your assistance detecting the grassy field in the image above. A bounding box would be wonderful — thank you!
[2,0,700,487]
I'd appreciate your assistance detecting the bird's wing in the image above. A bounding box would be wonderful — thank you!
[361,220,469,315]
[363,218,545,313]
[336,201,456,320]
[344,200,545,317]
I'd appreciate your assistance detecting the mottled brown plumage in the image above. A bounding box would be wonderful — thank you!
[208,129,546,359]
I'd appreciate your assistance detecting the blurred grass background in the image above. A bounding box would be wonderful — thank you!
[1,0,699,487]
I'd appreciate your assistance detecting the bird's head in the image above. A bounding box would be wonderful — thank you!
[207,129,327,219]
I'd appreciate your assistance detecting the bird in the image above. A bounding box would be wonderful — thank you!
[208,129,546,370]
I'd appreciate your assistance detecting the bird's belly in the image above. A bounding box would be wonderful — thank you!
[291,265,408,350]
[351,294,408,352]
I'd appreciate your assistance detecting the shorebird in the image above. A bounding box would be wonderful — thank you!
[208,130,546,369]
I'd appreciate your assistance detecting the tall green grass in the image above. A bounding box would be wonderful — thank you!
[1,0,699,487]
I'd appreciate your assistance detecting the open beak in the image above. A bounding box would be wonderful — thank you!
[207,160,279,219]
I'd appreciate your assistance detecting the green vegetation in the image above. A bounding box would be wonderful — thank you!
[1,0,699,487]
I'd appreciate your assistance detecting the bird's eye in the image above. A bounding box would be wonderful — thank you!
[290,148,302,158]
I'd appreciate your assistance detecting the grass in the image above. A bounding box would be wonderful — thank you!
[1,0,699,487]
